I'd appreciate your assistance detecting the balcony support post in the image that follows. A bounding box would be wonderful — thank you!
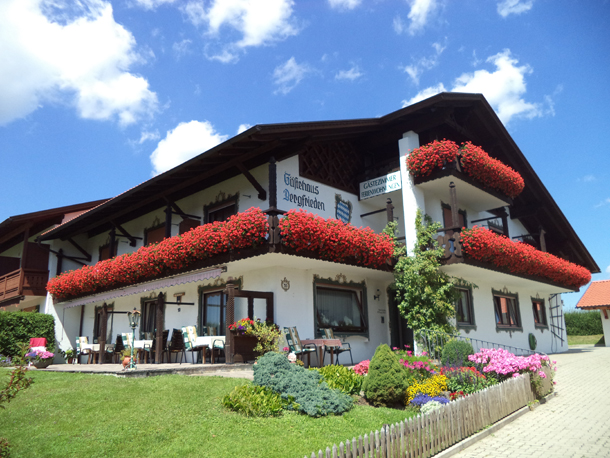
[98,303,107,365]
[55,249,64,276]
[539,228,547,252]
[225,278,236,364]
[386,198,394,224]
[108,227,116,260]
[449,182,459,228]
[154,292,164,364]
[164,202,173,239]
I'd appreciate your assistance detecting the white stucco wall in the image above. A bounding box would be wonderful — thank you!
[601,310,610,347]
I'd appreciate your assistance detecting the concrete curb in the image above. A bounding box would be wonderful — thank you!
[42,363,254,378]
[435,391,558,458]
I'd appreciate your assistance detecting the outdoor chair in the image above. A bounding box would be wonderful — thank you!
[321,328,353,366]
[210,338,225,364]
[182,326,208,364]
[284,327,318,367]
[76,336,98,364]
[113,334,125,363]
[164,328,186,364]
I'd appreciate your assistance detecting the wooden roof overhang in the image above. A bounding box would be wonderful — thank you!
[0,199,108,254]
[37,93,599,274]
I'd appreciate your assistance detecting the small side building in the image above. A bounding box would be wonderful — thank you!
[576,280,610,347]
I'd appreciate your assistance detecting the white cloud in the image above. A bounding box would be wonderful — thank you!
[606,264,610,275]
[594,198,610,209]
[0,0,157,126]
[335,65,363,81]
[581,175,596,183]
[393,16,405,34]
[150,121,228,175]
[404,40,446,85]
[328,0,362,10]
[172,39,192,59]
[402,50,548,124]
[237,123,251,134]
[497,0,534,18]
[131,0,177,9]
[273,57,310,95]
[407,0,437,35]
[183,0,298,62]
[138,130,160,144]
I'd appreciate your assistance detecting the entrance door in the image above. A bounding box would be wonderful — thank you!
[388,289,413,350]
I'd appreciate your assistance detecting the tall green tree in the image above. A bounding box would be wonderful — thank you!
[390,210,473,334]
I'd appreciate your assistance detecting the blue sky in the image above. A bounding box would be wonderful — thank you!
[1,0,608,307]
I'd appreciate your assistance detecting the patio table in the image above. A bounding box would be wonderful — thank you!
[195,336,226,363]
[81,343,114,364]
[300,339,342,367]
[134,340,153,364]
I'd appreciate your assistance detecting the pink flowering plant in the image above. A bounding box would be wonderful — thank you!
[393,345,438,383]
[25,349,54,363]
[353,360,370,376]
[468,348,556,396]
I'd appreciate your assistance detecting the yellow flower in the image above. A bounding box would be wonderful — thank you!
[406,375,448,404]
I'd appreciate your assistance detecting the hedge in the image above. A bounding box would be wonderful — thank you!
[0,311,55,357]
[564,310,603,336]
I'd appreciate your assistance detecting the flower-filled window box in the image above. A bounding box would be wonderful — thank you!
[278,209,394,269]
[406,140,525,199]
[460,226,591,290]
[48,208,395,302]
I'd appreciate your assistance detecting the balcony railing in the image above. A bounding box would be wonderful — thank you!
[0,268,50,302]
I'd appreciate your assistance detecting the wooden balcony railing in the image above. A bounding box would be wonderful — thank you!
[0,268,49,302]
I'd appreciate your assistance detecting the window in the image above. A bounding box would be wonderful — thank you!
[98,243,118,262]
[144,225,165,246]
[141,300,157,336]
[314,282,367,335]
[179,218,200,235]
[455,288,475,327]
[442,203,466,236]
[93,304,114,343]
[532,299,548,328]
[206,201,237,223]
[493,291,521,329]
[199,291,227,336]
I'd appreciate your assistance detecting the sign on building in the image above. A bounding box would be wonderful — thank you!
[359,171,402,200]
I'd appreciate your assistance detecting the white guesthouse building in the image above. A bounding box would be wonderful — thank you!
[0,93,598,362]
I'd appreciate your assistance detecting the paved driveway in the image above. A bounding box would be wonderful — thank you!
[452,345,610,458]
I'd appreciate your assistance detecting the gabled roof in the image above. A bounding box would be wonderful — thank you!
[0,199,108,253]
[576,280,610,309]
[37,92,599,273]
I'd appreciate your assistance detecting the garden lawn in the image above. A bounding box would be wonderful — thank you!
[0,369,416,458]
[567,334,605,346]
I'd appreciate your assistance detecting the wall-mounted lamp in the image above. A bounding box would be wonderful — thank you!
[374,289,381,301]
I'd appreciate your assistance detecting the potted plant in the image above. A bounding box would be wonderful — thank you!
[228,318,281,362]
[64,348,77,364]
[121,348,134,369]
[26,349,54,369]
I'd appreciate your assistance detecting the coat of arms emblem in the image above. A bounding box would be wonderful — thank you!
[335,194,352,224]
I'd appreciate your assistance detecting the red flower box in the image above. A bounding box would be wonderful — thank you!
[279,209,394,269]
[48,208,395,302]
[460,226,591,290]
[406,140,525,199]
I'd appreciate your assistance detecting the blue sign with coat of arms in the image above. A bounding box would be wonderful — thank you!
[335,194,352,224]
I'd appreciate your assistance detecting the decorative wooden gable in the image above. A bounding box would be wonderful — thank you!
[299,141,361,194]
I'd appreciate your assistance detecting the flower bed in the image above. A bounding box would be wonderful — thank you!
[406,139,525,198]
[460,226,591,290]
[47,208,269,301]
[278,209,394,268]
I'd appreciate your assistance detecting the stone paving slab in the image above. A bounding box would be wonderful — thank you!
[451,345,610,458]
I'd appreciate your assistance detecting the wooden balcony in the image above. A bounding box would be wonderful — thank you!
[0,268,49,303]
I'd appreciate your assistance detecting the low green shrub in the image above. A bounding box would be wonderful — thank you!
[222,384,296,417]
[0,312,55,356]
[362,344,409,407]
[441,340,474,367]
[315,365,363,395]
[254,352,353,417]
[564,310,603,336]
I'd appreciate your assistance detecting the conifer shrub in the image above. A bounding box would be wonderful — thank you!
[441,339,474,367]
[253,352,353,417]
[362,344,409,407]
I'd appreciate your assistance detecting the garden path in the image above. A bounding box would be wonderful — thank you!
[451,345,610,458]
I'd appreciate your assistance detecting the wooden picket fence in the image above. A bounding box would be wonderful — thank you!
[305,374,534,458]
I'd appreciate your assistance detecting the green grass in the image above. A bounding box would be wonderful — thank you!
[567,334,605,346]
[0,370,416,458]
